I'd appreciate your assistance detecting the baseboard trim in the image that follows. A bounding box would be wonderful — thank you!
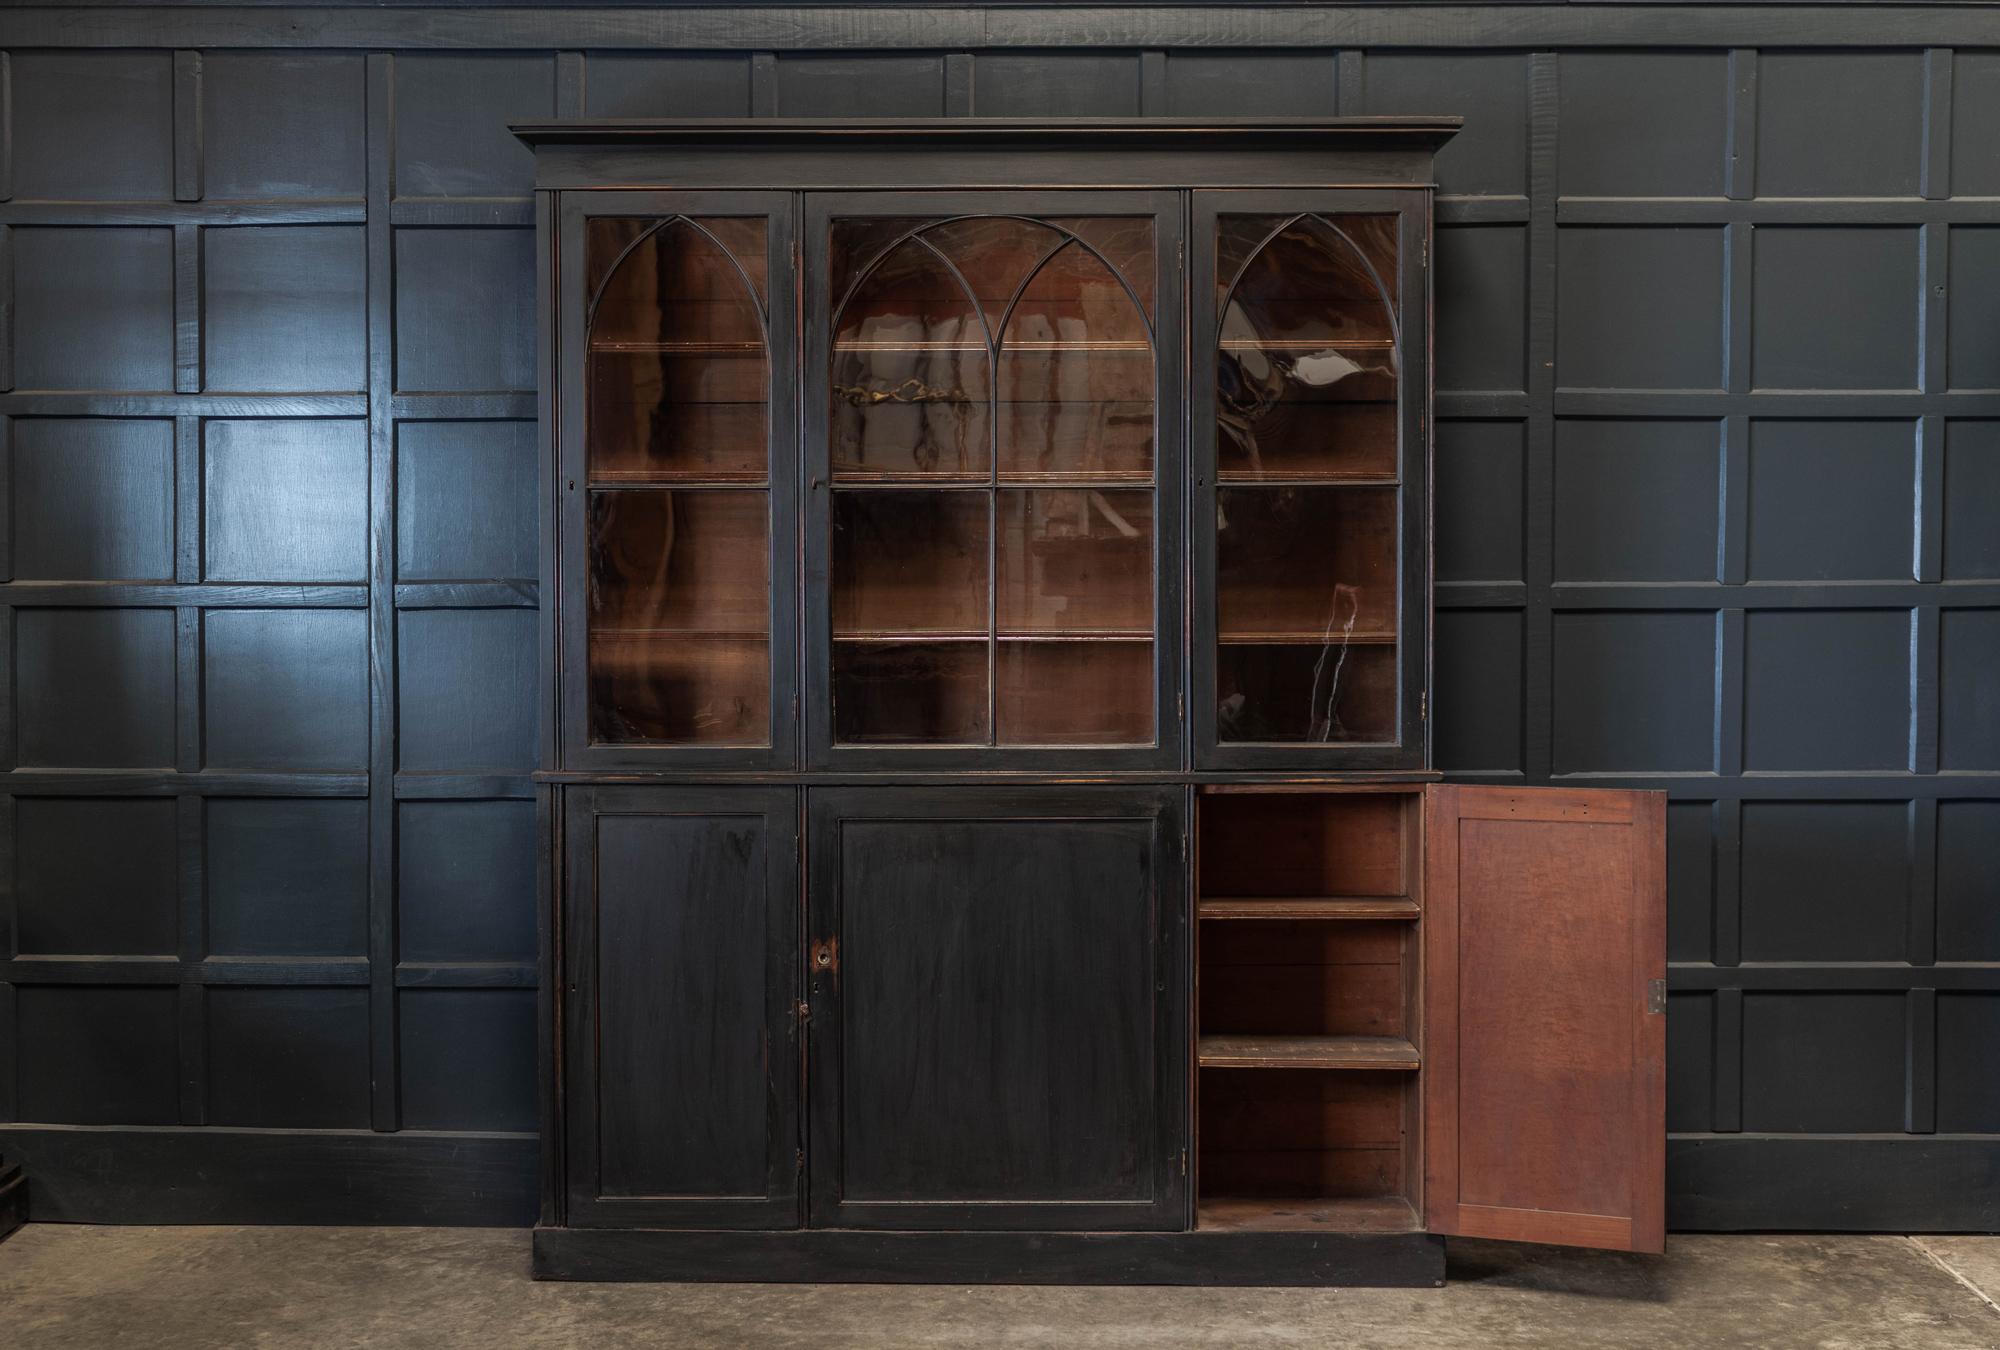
[532,1224,1447,1286]
[0,1126,538,1227]
[1669,1136,2000,1232]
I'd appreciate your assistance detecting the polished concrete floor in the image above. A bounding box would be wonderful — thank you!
[2,1225,1997,1348]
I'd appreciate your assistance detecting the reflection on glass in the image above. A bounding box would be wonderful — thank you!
[584,216,772,745]
[1214,214,1400,744]
[828,214,1158,748]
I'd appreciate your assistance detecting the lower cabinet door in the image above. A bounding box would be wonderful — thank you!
[805,786,1188,1231]
[562,785,801,1228]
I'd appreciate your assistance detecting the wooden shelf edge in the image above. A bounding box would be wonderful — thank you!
[1197,1034,1420,1071]
[1198,896,1418,921]
[1196,1195,1421,1235]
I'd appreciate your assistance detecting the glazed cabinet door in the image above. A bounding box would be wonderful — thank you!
[806,787,1187,1230]
[562,786,801,1228]
[1422,785,1667,1252]
[1191,191,1431,772]
[557,191,799,769]
[803,192,1183,772]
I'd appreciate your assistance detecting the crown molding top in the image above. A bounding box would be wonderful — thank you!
[511,116,1465,151]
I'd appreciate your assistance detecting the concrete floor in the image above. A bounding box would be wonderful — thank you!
[2,1226,1997,1349]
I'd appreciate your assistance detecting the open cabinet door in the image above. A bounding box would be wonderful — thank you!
[1423,785,1666,1252]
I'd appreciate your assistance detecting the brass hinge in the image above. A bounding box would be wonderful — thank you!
[1180,1147,1188,1176]
[1646,979,1667,1015]
[1420,689,1428,721]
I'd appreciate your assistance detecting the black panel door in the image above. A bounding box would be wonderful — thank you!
[563,786,801,1228]
[806,786,1187,1231]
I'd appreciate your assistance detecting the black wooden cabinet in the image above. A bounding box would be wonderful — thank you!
[524,120,1668,1286]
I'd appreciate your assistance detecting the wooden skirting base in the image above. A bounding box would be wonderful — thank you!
[0,1158,26,1242]
[532,1225,1446,1287]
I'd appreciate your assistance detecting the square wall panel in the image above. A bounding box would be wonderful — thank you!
[1741,801,1909,961]
[1435,226,1526,393]
[1744,610,1911,771]
[1941,610,2000,770]
[1938,995,2000,1133]
[15,608,176,768]
[1434,608,1523,772]
[1667,801,1715,963]
[202,53,366,198]
[1741,993,1906,1132]
[203,226,368,393]
[398,800,538,963]
[583,53,754,117]
[394,230,537,393]
[206,988,371,1128]
[206,798,369,957]
[972,53,1143,117]
[391,54,554,197]
[1752,228,1919,391]
[776,54,946,117]
[17,987,180,1125]
[1558,52,1729,198]
[204,420,368,583]
[398,989,538,1131]
[16,798,178,957]
[1557,228,1724,391]
[13,228,174,392]
[1366,53,1528,197]
[1953,53,2000,197]
[397,609,536,772]
[10,52,173,201]
[1435,420,1524,584]
[1666,992,1715,1133]
[1554,419,1720,582]
[1939,801,2000,961]
[396,421,537,581]
[1944,422,2000,579]
[1747,421,1916,581]
[1552,611,1716,773]
[1756,52,1924,198]
[1948,228,2000,391]
[203,609,369,770]
[1161,52,1338,117]
[11,418,174,582]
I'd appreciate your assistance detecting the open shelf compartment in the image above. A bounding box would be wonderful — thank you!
[1195,787,1424,1235]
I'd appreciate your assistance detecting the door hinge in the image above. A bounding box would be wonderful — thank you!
[796,1148,806,1175]
[1646,978,1667,1015]
[1180,1147,1188,1176]
[794,997,811,1024]
[1420,689,1428,721]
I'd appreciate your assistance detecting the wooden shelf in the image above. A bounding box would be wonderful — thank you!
[1199,896,1418,921]
[1197,1035,1420,1071]
[1216,630,1397,646]
[1197,1195,1421,1234]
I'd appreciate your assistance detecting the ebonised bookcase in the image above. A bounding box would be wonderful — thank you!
[517,119,1666,1286]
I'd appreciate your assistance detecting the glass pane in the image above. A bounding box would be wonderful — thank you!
[584,215,773,748]
[1216,214,1398,483]
[1214,210,1401,748]
[833,641,989,744]
[1216,485,1397,744]
[828,214,1158,750]
[832,236,992,482]
[998,240,1155,483]
[998,639,1153,745]
[588,217,768,484]
[831,490,988,638]
[587,489,770,745]
[997,489,1152,636]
